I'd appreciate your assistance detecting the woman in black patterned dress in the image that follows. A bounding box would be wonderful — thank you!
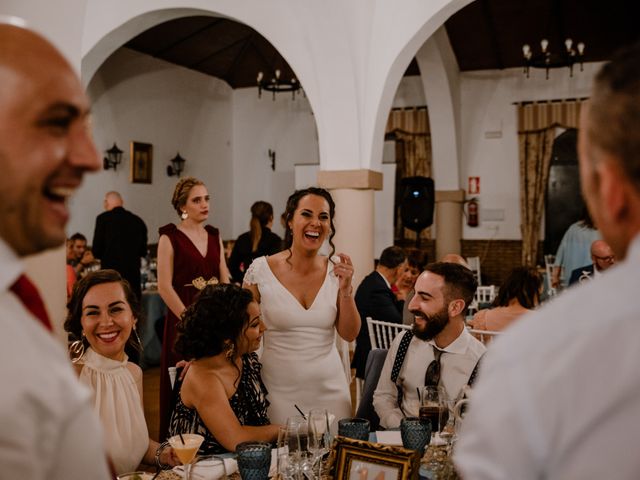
[168,284,280,453]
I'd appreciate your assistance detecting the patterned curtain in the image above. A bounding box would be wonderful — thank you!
[518,99,586,265]
[386,107,432,241]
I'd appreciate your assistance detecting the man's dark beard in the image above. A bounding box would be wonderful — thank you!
[411,307,450,341]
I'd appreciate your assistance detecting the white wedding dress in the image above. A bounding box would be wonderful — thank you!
[244,256,352,425]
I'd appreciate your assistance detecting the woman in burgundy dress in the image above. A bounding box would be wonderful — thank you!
[157,177,230,440]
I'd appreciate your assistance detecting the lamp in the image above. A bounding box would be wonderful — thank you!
[522,38,585,79]
[257,69,302,100]
[103,143,123,170]
[167,152,186,177]
[268,149,276,171]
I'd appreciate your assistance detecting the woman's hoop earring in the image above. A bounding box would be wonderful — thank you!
[133,325,144,352]
[224,342,235,361]
[69,339,85,364]
[181,211,188,220]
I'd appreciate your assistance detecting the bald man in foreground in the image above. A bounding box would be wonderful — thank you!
[0,20,111,478]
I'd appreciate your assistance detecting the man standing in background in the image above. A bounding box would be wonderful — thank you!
[93,191,148,300]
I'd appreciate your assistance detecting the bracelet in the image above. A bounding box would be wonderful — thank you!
[155,441,171,470]
[340,286,353,298]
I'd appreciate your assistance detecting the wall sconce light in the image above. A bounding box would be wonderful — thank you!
[167,152,186,177]
[268,149,276,171]
[103,143,123,170]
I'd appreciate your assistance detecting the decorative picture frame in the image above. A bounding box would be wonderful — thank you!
[130,141,153,184]
[327,436,421,480]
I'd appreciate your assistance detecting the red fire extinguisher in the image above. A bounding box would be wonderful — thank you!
[467,198,479,227]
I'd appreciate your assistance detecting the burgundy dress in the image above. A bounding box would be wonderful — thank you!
[158,223,221,440]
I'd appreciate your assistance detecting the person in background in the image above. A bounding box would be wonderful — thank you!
[568,239,616,285]
[351,246,407,380]
[228,201,282,284]
[92,191,148,301]
[0,19,110,479]
[243,187,360,425]
[68,232,98,277]
[65,270,179,474]
[169,284,279,453]
[157,176,230,440]
[66,239,78,299]
[468,266,542,338]
[551,209,600,288]
[455,41,640,479]
[393,248,428,302]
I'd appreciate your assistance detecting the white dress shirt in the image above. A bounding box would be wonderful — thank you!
[455,234,640,480]
[373,327,486,429]
[0,238,111,479]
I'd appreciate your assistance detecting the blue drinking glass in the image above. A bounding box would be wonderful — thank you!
[400,416,431,454]
[338,418,370,441]
[236,441,272,480]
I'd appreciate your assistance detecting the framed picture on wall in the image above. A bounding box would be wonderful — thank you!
[130,141,153,184]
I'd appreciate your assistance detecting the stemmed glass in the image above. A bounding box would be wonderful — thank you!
[168,433,204,480]
[284,416,312,480]
[308,409,331,478]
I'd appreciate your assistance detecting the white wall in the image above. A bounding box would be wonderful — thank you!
[70,47,234,242]
[231,89,318,239]
[459,62,602,240]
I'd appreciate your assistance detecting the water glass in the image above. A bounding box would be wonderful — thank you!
[236,441,272,480]
[337,418,370,441]
[400,417,431,454]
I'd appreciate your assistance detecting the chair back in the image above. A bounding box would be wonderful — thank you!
[355,348,388,431]
[366,317,412,350]
[467,285,497,317]
[467,328,501,345]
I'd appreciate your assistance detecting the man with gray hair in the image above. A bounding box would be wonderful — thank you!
[0,20,111,479]
[456,41,640,479]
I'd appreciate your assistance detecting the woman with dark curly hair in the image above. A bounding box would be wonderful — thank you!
[243,187,360,426]
[64,270,178,474]
[168,284,278,454]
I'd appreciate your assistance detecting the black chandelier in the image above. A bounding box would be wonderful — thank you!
[257,69,302,100]
[522,38,585,79]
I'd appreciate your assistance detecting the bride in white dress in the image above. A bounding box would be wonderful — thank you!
[244,187,360,425]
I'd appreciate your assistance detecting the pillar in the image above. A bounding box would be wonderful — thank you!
[435,189,465,261]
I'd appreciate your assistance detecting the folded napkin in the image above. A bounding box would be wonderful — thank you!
[174,456,237,480]
[174,449,279,480]
[375,430,447,447]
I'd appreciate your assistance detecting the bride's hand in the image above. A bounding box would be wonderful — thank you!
[335,253,354,296]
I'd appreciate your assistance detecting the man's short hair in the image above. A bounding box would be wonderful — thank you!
[424,262,477,314]
[69,232,86,243]
[589,40,640,192]
[378,246,407,269]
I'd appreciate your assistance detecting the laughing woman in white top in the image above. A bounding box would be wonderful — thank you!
[65,270,178,474]
[243,187,360,425]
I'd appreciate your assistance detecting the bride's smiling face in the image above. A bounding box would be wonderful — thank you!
[288,194,331,251]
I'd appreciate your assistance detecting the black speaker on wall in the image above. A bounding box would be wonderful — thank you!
[400,176,435,232]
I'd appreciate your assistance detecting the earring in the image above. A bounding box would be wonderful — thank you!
[133,325,144,352]
[69,338,85,364]
[181,211,188,220]
[224,342,235,361]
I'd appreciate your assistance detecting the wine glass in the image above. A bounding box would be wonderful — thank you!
[308,409,330,478]
[419,386,441,442]
[168,433,204,480]
[285,416,312,480]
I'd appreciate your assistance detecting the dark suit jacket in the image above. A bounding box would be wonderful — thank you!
[350,271,403,379]
[92,206,148,299]
[569,263,595,286]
